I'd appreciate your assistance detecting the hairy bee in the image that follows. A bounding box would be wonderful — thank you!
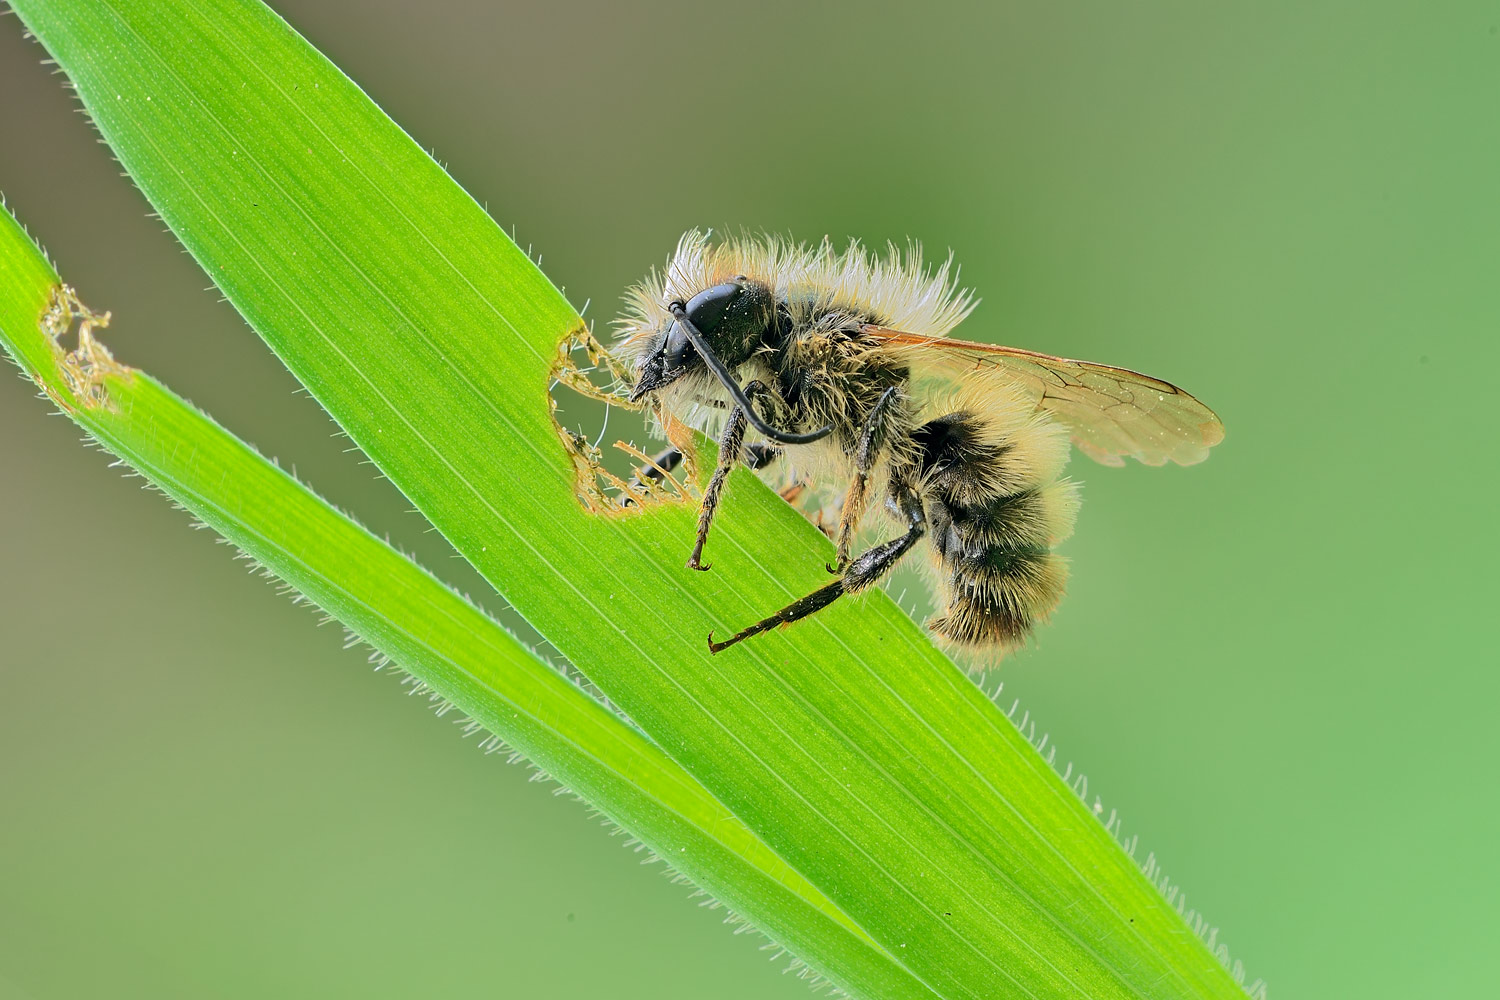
[615,231,1223,656]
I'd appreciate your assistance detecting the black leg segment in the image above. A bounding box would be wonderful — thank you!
[708,473,926,653]
[743,442,782,470]
[687,381,767,571]
[708,579,846,653]
[627,446,683,491]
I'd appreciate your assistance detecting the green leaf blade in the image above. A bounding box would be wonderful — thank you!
[0,203,937,1000]
[9,2,1260,996]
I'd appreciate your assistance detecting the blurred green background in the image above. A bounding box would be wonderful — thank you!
[2,1,1496,997]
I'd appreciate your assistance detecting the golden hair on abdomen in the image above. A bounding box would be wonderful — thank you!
[914,400,1081,656]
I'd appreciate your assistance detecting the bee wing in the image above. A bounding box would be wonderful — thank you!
[862,325,1224,467]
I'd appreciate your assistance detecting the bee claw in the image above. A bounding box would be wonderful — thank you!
[706,631,724,654]
[687,557,713,572]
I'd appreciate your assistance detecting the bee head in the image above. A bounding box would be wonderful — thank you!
[628,277,774,402]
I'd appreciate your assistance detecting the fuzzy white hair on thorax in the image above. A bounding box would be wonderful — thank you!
[613,230,978,366]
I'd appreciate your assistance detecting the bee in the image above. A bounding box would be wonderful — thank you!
[615,231,1223,657]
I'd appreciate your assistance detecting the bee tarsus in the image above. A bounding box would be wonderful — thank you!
[707,578,846,654]
[708,477,927,655]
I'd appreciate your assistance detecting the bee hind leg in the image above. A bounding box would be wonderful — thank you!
[709,474,924,653]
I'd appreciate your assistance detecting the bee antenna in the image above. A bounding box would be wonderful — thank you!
[667,302,833,446]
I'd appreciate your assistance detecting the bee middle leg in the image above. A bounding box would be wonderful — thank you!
[831,386,901,573]
[688,380,771,571]
[708,474,925,653]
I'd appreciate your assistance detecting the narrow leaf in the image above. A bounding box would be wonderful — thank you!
[10,2,1261,997]
[0,203,932,1000]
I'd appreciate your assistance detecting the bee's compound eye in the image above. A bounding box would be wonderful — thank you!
[682,281,743,334]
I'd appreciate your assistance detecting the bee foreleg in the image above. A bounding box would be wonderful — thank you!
[687,381,769,572]
[709,475,925,654]
[744,443,781,470]
[629,446,682,487]
[832,386,902,573]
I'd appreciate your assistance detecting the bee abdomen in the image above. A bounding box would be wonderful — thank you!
[914,409,1079,654]
[927,538,1070,651]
